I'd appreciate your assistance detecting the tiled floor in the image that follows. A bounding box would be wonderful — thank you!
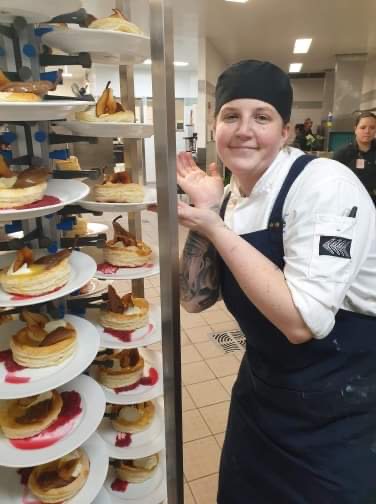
[90,211,242,503]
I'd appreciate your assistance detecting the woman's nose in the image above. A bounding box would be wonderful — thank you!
[236,118,253,137]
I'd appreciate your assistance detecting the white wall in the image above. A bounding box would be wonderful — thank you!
[290,78,324,131]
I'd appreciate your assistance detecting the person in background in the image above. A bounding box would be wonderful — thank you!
[333,112,376,205]
[177,59,376,503]
[303,117,313,135]
[292,123,306,149]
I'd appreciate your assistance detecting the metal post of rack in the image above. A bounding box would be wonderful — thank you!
[149,1,184,503]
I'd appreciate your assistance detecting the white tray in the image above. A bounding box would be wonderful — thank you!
[0,179,89,221]
[62,121,154,139]
[0,101,89,122]
[0,375,106,467]
[43,27,150,65]
[0,0,80,23]
[80,186,157,213]
[0,315,100,399]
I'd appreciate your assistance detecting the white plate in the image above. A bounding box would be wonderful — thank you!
[80,186,157,213]
[98,400,165,459]
[0,375,106,467]
[0,0,80,23]
[0,179,89,221]
[0,250,97,307]
[87,223,108,236]
[93,487,112,504]
[91,303,161,349]
[62,121,154,139]
[0,101,89,122]
[0,315,100,399]
[95,250,160,281]
[68,278,113,300]
[43,27,150,65]
[105,454,167,504]
[90,349,163,405]
[0,432,109,504]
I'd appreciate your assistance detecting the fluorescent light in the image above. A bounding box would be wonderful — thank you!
[293,38,312,54]
[289,63,303,73]
[225,0,249,3]
[143,59,189,67]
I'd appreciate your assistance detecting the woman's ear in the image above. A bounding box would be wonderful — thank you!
[281,122,291,148]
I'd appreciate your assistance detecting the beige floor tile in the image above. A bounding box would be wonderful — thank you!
[199,401,230,434]
[206,354,240,378]
[185,325,213,344]
[183,436,221,481]
[182,387,196,412]
[182,361,215,385]
[184,483,196,504]
[201,310,233,325]
[183,409,211,442]
[190,473,219,504]
[180,330,191,347]
[234,350,246,361]
[181,344,203,364]
[219,374,238,393]
[215,432,226,448]
[209,321,240,332]
[181,313,208,329]
[195,341,225,359]
[145,286,159,298]
[187,379,230,408]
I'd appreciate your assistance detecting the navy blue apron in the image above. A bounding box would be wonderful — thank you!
[217,155,376,504]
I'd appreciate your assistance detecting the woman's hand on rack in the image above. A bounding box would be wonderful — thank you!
[176,152,224,208]
[177,200,224,239]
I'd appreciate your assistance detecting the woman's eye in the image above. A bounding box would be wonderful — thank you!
[255,114,270,123]
[223,114,238,121]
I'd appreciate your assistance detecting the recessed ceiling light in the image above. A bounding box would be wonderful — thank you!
[143,59,189,67]
[225,0,249,3]
[289,63,303,73]
[293,38,312,54]
[143,59,152,65]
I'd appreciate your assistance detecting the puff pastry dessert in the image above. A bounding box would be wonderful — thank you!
[55,155,81,171]
[0,70,56,102]
[0,390,63,439]
[89,8,144,34]
[0,156,49,208]
[0,247,71,296]
[64,216,88,238]
[94,170,144,203]
[28,449,89,503]
[76,81,135,123]
[96,349,144,389]
[110,401,156,433]
[104,216,152,267]
[115,454,159,484]
[10,310,77,368]
[100,285,149,332]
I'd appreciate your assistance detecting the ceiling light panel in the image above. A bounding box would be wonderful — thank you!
[289,63,303,73]
[293,38,312,54]
[225,0,249,3]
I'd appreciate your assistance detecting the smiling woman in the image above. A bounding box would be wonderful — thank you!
[178,59,376,503]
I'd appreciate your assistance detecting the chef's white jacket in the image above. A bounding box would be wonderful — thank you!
[223,147,376,339]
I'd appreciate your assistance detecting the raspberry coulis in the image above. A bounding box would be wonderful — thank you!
[115,432,132,447]
[0,349,30,383]
[97,261,153,275]
[104,323,154,342]
[114,367,159,394]
[10,391,82,450]
[0,195,61,212]
[11,285,65,301]
[111,478,129,492]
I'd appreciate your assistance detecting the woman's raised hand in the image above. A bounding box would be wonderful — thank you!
[177,152,224,208]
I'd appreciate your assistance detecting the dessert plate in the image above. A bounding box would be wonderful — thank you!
[92,303,161,349]
[0,315,100,399]
[43,27,150,65]
[0,432,109,503]
[0,0,80,23]
[0,375,106,467]
[80,186,157,213]
[93,487,112,504]
[105,453,167,504]
[68,278,113,300]
[87,222,109,236]
[98,400,165,459]
[62,121,154,139]
[90,349,163,405]
[0,250,97,308]
[96,249,160,281]
[0,101,89,122]
[0,179,89,221]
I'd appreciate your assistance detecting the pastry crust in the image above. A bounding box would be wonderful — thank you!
[0,390,63,439]
[0,181,47,208]
[100,295,149,331]
[116,454,159,484]
[76,107,135,123]
[104,241,152,267]
[111,401,155,433]
[64,217,88,238]
[28,449,90,503]
[97,349,144,389]
[94,182,144,203]
[55,156,80,171]
[0,91,40,102]
[89,9,144,34]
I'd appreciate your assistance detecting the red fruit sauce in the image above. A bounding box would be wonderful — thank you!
[97,262,150,275]
[104,323,153,342]
[0,349,25,372]
[0,195,61,212]
[10,391,82,450]
[111,478,129,492]
[115,432,132,447]
[11,285,65,301]
[114,367,159,394]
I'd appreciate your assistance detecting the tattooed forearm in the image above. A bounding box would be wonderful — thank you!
[179,230,220,313]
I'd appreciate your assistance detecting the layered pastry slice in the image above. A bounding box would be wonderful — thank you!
[64,216,88,238]
[115,454,159,484]
[0,390,63,439]
[100,285,149,332]
[96,349,144,389]
[89,8,144,34]
[0,70,57,102]
[104,216,152,267]
[28,448,89,503]
[10,310,77,368]
[109,401,156,433]
[0,247,71,296]
[94,170,144,203]
[0,155,49,208]
[55,155,81,171]
[76,81,135,123]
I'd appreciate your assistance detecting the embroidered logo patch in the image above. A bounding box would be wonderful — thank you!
[319,236,352,259]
